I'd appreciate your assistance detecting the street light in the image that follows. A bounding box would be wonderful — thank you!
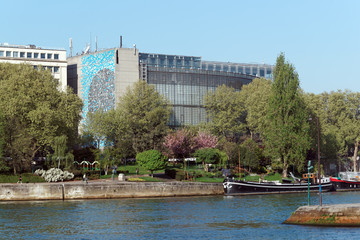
[307,160,313,206]
[309,115,322,206]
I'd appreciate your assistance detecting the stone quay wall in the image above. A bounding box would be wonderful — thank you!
[0,182,224,201]
[284,204,360,226]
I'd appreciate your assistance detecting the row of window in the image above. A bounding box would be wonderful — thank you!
[201,64,272,78]
[0,50,59,60]
[33,65,60,73]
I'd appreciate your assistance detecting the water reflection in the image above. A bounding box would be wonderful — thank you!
[1,192,360,239]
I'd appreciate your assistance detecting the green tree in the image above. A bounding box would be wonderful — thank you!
[136,149,167,177]
[264,53,311,177]
[194,148,220,171]
[0,110,9,172]
[117,80,171,154]
[303,92,339,167]
[0,63,83,173]
[239,78,272,139]
[204,85,245,140]
[82,109,108,149]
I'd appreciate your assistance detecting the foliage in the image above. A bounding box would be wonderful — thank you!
[163,128,219,159]
[204,85,245,140]
[163,129,196,158]
[264,53,311,177]
[136,149,167,177]
[215,149,228,167]
[0,63,83,174]
[116,80,171,154]
[241,138,261,171]
[194,148,220,167]
[239,78,272,138]
[194,131,218,149]
[34,168,74,182]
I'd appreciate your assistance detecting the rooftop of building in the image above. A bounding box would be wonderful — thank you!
[0,43,66,51]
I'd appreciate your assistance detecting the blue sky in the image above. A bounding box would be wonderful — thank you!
[1,0,359,94]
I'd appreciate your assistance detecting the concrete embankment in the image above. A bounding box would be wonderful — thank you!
[0,181,224,201]
[284,204,360,226]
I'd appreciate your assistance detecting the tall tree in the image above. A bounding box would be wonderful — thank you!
[204,85,245,140]
[264,53,311,177]
[117,80,171,154]
[0,63,83,173]
[239,78,272,139]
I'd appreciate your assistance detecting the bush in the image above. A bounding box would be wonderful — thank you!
[34,168,74,182]
[136,150,167,177]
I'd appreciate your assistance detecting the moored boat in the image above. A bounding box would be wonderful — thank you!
[223,174,333,195]
[330,172,360,191]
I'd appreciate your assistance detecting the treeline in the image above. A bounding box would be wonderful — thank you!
[0,53,358,176]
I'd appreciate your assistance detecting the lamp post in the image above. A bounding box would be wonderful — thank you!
[316,117,322,206]
[307,160,313,206]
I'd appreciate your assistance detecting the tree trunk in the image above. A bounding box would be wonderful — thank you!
[282,157,288,178]
[353,141,359,172]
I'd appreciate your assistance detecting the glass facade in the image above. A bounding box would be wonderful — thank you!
[139,53,201,69]
[146,66,253,127]
[139,53,273,128]
[201,61,273,79]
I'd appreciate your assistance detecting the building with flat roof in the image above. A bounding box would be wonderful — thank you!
[0,43,67,91]
[67,46,273,127]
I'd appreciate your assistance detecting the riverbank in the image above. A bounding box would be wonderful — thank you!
[283,203,360,226]
[0,180,224,201]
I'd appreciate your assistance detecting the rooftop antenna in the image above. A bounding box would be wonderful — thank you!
[133,43,136,55]
[120,36,122,48]
[84,44,90,54]
[89,32,92,52]
[69,38,73,57]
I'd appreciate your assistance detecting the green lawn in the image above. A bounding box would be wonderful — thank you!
[0,173,45,183]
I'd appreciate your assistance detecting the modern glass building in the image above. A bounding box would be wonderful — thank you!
[139,53,271,127]
[68,47,273,128]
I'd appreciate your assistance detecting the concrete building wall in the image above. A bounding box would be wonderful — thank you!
[114,47,140,106]
[0,44,67,91]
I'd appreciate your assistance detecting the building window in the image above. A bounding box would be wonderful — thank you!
[47,53,52,59]
[33,65,38,70]
[0,51,3,57]
[6,51,11,57]
[54,66,59,73]
[20,52,25,58]
[13,51,18,57]
[34,53,39,58]
[54,54,59,60]
[41,53,45,59]
[27,52,32,58]
[260,69,265,77]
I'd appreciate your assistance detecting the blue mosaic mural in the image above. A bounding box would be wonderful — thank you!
[80,50,115,122]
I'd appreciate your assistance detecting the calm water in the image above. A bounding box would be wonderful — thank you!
[1,191,360,239]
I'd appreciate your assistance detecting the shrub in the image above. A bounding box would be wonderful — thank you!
[34,168,74,182]
[136,150,167,177]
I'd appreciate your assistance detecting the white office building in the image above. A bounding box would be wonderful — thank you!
[0,43,67,91]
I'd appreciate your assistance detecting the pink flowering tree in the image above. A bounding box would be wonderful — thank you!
[194,131,218,149]
[163,129,196,159]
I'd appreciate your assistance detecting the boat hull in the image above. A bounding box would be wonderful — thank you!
[330,177,360,191]
[223,180,334,195]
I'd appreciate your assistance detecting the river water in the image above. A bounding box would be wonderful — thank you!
[1,191,360,239]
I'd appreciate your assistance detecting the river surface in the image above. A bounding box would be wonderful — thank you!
[1,191,360,239]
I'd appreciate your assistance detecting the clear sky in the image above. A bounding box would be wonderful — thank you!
[1,0,359,94]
